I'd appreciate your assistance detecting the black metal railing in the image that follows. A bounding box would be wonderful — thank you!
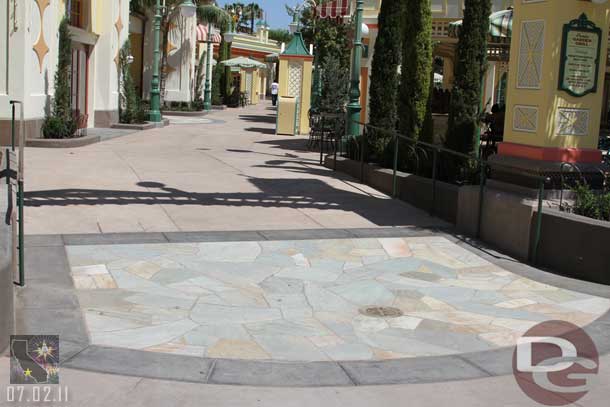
[326,121,550,264]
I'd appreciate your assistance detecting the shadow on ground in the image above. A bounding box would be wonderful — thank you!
[238,114,277,124]
[24,178,441,228]
[245,127,276,135]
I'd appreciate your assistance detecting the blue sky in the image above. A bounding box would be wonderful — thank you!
[215,1,293,29]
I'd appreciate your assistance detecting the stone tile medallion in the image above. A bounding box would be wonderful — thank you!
[66,237,610,362]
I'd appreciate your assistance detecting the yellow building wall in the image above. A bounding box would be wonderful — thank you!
[504,1,610,150]
[299,59,313,134]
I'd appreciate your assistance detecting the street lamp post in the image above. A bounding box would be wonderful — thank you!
[203,23,213,111]
[149,0,197,122]
[149,0,163,122]
[346,0,364,138]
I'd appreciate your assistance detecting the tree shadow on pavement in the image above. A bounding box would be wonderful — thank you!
[244,127,276,135]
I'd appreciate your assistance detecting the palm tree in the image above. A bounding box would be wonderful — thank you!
[243,3,263,35]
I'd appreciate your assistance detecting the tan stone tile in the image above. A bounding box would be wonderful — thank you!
[547,311,598,326]
[93,274,118,289]
[206,339,270,360]
[502,278,559,292]
[420,296,455,311]
[479,331,524,347]
[73,275,97,290]
[348,248,388,257]
[127,261,161,279]
[145,342,205,356]
[495,298,537,309]
[392,297,431,313]
[378,238,412,258]
[372,348,414,360]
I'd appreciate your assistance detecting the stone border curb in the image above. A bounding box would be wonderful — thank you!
[18,228,610,387]
[26,135,101,148]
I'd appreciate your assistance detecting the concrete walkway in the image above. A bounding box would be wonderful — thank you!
[1,355,609,406]
[24,102,446,235]
[10,103,610,405]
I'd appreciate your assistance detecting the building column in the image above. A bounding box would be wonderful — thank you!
[492,1,610,186]
[442,57,454,90]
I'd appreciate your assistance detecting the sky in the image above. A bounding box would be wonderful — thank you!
[215,1,294,30]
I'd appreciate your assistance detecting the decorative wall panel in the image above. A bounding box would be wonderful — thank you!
[555,108,589,136]
[513,105,539,133]
[288,61,303,132]
[33,0,50,73]
[517,20,544,89]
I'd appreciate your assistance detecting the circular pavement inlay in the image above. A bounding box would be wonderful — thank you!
[359,306,404,318]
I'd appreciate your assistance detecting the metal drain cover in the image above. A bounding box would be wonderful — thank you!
[359,306,404,318]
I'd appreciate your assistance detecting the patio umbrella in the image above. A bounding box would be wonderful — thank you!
[448,8,513,40]
[220,56,267,69]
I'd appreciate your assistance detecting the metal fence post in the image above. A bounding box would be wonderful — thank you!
[360,125,366,182]
[431,149,438,215]
[476,162,487,238]
[392,133,399,198]
[531,178,546,264]
[11,103,16,151]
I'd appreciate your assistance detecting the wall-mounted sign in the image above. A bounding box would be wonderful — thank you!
[558,14,602,98]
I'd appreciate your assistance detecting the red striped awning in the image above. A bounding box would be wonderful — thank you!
[314,0,351,19]
[197,24,222,43]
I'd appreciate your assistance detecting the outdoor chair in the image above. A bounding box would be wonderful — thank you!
[310,112,345,163]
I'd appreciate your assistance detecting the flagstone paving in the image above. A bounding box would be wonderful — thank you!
[65,236,610,362]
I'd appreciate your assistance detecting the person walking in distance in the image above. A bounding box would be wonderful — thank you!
[271,81,279,106]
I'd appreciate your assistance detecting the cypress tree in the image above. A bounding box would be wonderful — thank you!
[42,17,76,138]
[398,0,432,140]
[54,17,72,121]
[445,0,491,155]
[368,0,403,155]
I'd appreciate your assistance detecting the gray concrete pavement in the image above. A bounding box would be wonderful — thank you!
[24,103,447,235]
[1,355,609,406]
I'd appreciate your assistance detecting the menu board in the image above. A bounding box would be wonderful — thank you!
[558,14,601,97]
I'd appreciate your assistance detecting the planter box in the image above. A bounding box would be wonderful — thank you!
[111,118,169,130]
[26,134,100,148]
[161,110,208,117]
[534,208,610,284]
[325,156,459,223]
[111,122,155,130]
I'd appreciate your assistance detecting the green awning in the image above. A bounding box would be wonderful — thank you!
[220,56,267,69]
[448,8,513,40]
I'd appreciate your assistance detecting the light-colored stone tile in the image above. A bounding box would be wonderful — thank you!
[495,298,537,309]
[388,316,422,330]
[206,339,270,360]
[379,238,412,258]
[190,304,281,324]
[352,315,389,333]
[72,264,111,276]
[92,274,118,289]
[90,319,198,349]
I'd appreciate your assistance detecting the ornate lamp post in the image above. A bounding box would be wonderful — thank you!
[149,0,197,122]
[346,0,364,137]
[203,23,214,111]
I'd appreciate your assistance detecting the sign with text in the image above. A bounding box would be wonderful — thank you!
[558,14,602,97]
